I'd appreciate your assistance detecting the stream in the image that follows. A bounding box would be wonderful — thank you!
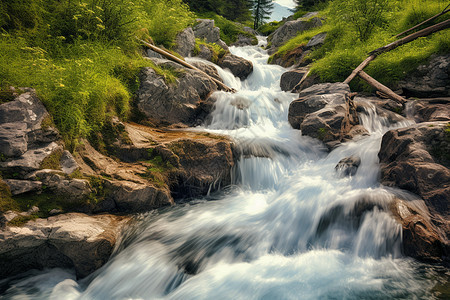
[1,38,447,299]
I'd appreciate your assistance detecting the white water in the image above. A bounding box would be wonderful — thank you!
[1,39,443,299]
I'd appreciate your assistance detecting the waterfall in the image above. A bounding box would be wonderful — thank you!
[1,39,439,300]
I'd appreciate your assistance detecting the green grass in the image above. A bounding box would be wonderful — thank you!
[272,0,450,92]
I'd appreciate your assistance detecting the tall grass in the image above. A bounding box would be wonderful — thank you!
[0,0,195,150]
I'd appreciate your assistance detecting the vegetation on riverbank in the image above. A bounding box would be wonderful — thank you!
[270,0,450,91]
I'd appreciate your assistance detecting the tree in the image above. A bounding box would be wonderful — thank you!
[294,0,327,11]
[252,0,274,29]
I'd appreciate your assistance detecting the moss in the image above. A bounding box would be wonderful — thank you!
[0,86,15,104]
[40,114,54,130]
[317,127,328,141]
[39,149,63,170]
[0,179,17,212]
[194,38,228,64]
[8,214,39,227]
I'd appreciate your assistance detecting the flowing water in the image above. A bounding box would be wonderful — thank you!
[1,38,448,299]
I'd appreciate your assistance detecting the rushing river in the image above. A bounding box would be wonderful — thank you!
[1,38,448,299]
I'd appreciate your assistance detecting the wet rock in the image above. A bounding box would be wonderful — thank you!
[390,198,447,262]
[191,62,223,83]
[167,138,236,198]
[400,55,449,97]
[280,68,308,92]
[104,180,173,212]
[174,27,196,57]
[379,122,450,252]
[137,62,218,126]
[335,156,361,177]
[270,45,309,67]
[0,213,130,279]
[288,83,361,150]
[197,44,213,61]
[406,98,450,123]
[378,122,450,212]
[268,15,322,50]
[306,32,327,49]
[218,54,253,80]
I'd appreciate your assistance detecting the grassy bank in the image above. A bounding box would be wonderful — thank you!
[271,0,450,91]
[0,0,195,150]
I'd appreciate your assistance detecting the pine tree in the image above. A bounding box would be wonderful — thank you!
[252,0,274,29]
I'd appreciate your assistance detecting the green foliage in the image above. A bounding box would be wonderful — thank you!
[197,13,255,45]
[252,0,275,29]
[274,0,450,92]
[185,0,253,23]
[0,179,16,212]
[258,21,282,36]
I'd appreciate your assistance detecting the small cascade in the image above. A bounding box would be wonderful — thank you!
[0,38,439,300]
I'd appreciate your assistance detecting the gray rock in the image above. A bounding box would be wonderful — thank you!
[269,17,322,49]
[280,68,308,92]
[0,143,62,175]
[218,54,253,80]
[335,156,361,177]
[174,27,196,57]
[0,213,130,279]
[3,179,42,195]
[400,55,449,97]
[232,34,257,47]
[60,150,79,175]
[306,32,327,49]
[0,91,50,157]
[105,180,173,212]
[288,83,361,150]
[197,44,213,61]
[137,61,218,126]
[191,62,223,83]
[194,19,220,44]
[406,98,450,123]
[146,49,164,59]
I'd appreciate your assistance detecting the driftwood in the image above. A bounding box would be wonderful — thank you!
[138,38,236,93]
[358,71,406,104]
[396,4,450,37]
[290,69,311,93]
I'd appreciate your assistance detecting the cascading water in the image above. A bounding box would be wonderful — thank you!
[1,38,445,299]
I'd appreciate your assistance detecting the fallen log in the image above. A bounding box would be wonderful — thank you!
[395,4,450,37]
[344,18,450,84]
[138,38,236,93]
[369,18,450,56]
[358,71,406,105]
[344,54,376,84]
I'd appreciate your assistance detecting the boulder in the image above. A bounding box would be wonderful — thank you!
[168,138,236,198]
[0,90,58,158]
[0,213,130,279]
[174,27,196,57]
[137,61,218,126]
[378,122,450,217]
[268,16,322,50]
[104,180,172,212]
[406,98,450,123]
[218,53,253,80]
[191,62,223,83]
[146,49,164,59]
[280,68,308,92]
[193,19,228,50]
[335,156,361,177]
[288,83,362,150]
[3,179,42,196]
[390,198,447,262]
[399,55,449,97]
[197,44,213,61]
[306,32,327,49]
[60,150,79,175]
[232,34,257,47]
